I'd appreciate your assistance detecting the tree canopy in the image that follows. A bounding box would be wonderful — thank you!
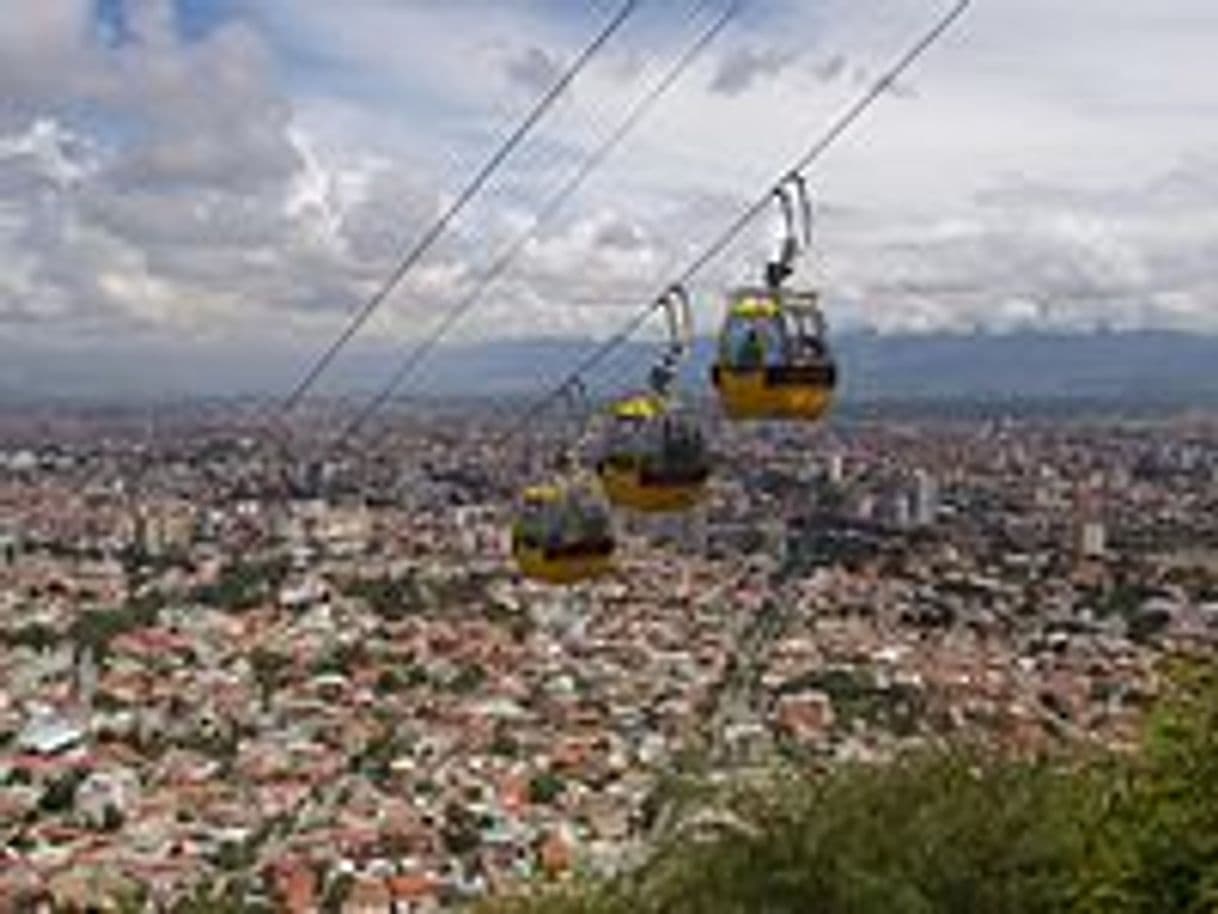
[480,655,1218,914]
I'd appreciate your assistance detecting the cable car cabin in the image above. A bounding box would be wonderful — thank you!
[511,484,615,585]
[711,288,838,422]
[595,395,711,514]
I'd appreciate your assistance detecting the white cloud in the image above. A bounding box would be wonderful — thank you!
[0,0,460,354]
[0,0,95,113]
[709,46,801,96]
[826,156,1218,334]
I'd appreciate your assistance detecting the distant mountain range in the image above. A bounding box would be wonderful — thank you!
[436,330,1218,405]
[3,330,1218,406]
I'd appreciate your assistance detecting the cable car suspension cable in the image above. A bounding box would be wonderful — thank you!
[276,0,641,419]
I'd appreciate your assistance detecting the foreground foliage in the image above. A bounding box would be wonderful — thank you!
[483,656,1218,914]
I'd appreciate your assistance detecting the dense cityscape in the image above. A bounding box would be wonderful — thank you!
[2,400,1216,911]
[2,0,1215,908]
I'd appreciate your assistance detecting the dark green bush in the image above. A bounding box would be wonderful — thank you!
[479,656,1218,914]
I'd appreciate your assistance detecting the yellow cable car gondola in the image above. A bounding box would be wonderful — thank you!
[594,286,711,513]
[510,482,615,585]
[711,287,837,421]
[710,174,839,422]
[595,393,710,513]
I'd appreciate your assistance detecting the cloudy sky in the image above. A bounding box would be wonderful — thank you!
[1,0,1215,394]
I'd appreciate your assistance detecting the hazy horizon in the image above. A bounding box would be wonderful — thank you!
[4,328,1218,404]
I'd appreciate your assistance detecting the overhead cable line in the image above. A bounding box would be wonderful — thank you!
[275,0,641,419]
[501,0,972,444]
[327,0,742,453]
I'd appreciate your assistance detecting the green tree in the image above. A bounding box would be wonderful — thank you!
[322,872,355,914]
[1075,658,1218,913]
[101,803,125,832]
[39,769,85,814]
[341,574,423,621]
[442,800,482,856]
[481,657,1218,914]
[376,668,405,694]
[490,723,521,759]
[2,622,61,651]
[529,771,566,806]
[249,647,292,707]
[193,557,289,612]
[452,662,486,694]
[69,592,163,660]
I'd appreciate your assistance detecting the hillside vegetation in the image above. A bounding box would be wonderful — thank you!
[482,656,1218,914]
